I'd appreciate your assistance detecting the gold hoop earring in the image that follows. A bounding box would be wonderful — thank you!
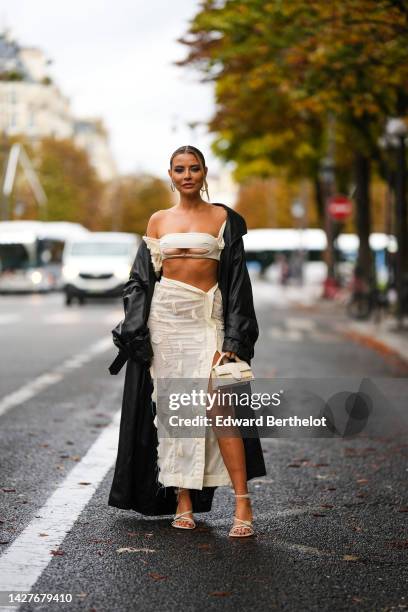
[170,181,175,192]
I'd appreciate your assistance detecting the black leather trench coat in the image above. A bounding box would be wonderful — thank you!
[107,203,267,516]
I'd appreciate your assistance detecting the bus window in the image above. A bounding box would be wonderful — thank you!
[0,244,31,272]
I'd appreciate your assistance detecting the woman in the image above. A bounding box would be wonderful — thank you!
[108,145,266,537]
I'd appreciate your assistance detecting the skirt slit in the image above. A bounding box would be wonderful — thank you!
[147,275,233,491]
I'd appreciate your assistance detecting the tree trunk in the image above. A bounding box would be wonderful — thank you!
[313,175,325,227]
[354,152,374,285]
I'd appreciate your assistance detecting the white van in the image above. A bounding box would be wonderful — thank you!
[62,232,140,305]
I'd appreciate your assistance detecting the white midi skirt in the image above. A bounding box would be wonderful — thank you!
[147,275,233,490]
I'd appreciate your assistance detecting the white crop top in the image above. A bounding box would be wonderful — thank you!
[142,219,227,276]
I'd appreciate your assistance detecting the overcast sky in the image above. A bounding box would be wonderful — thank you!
[2,0,221,179]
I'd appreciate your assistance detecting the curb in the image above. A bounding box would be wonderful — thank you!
[336,324,408,370]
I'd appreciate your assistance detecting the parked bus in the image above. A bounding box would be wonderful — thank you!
[336,233,397,287]
[243,228,327,284]
[243,228,397,286]
[0,221,90,293]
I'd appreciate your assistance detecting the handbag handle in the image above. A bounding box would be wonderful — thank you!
[213,351,245,368]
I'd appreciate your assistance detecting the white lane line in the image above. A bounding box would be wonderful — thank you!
[268,327,303,342]
[285,317,316,331]
[0,337,113,418]
[42,312,83,324]
[0,400,121,594]
[0,314,21,325]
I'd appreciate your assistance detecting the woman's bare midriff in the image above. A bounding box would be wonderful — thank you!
[162,257,219,292]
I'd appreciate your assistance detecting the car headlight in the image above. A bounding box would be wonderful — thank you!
[30,270,43,285]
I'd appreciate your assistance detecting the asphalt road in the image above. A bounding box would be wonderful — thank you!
[0,282,407,612]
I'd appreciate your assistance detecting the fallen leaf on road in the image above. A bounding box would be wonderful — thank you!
[117,547,156,554]
[386,540,408,549]
[88,538,113,545]
[39,533,48,537]
[343,554,359,561]
[320,504,334,509]
[312,513,327,517]
[197,543,211,550]
[50,549,65,556]
[2,488,16,493]
[209,592,232,597]
[78,482,91,485]
[148,573,167,581]
[397,507,408,513]
[356,479,369,484]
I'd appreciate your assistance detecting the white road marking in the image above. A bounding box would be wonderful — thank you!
[0,314,21,325]
[285,318,316,331]
[0,402,122,595]
[268,327,303,342]
[42,312,83,324]
[0,336,113,418]
[211,507,335,557]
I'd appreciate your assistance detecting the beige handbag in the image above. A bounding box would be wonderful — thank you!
[211,352,254,390]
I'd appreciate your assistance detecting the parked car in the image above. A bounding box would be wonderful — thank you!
[62,232,140,305]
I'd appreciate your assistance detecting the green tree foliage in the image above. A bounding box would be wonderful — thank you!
[37,138,104,229]
[105,174,172,235]
[178,0,408,280]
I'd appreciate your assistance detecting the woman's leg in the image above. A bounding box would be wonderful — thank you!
[174,488,193,527]
[209,350,253,535]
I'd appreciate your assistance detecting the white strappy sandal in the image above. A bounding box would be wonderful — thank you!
[229,493,254,538]
[171,488,196,530]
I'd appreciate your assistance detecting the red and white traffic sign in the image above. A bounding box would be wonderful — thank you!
[328,195,353,221]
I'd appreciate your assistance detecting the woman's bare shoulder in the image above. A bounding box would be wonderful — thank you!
[146,210,168,238]
[209,203,228,225]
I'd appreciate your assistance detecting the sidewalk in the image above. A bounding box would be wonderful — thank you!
[334,314,408,365]
[253,275,408,365]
